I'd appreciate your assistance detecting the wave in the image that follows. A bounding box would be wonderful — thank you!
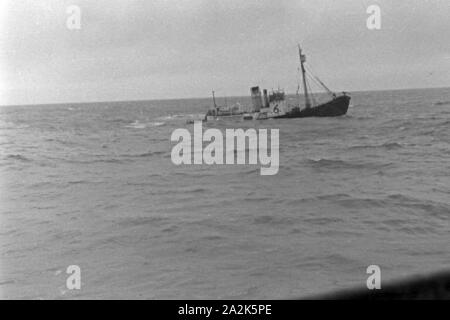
[286,192,448,222]
[2,154,32,162]
[125,121,146,129]
[57,149,167,165]
[385,194,449,218]
[116,216,169,228]
[67,180,90,185]
[438,119,450,126]
[156,114,190,121]
[305,158,392,170]
[244,196,273,202]
[80,150,166,164]
[124,120,165,129]
[0,121,30,130]
[331,193,449,219]
[434,100,450,106]
[348,142,403,150]
[149,122,165,127]
[107,118,134,125]
[283,193,349,206]
[295,253,359,270]
[63,158,126,165]
[253,214,296,226]
[377,142,403,150]
[125,150,166,158]
[341,114,373,120]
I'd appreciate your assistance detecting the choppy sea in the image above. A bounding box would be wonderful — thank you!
[0,88,449,299]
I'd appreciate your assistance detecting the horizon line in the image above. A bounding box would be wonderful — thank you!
[1,85,449,108]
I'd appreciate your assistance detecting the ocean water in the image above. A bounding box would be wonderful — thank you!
[0,88,449,299]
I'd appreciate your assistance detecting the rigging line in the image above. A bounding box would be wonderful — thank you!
[307,68,333,95]
[305,65,335,96]
[306,71,326,107]
[305,72,324,96]
[306,78,317,107]
[306,70,333,99]
[305,71,320,89]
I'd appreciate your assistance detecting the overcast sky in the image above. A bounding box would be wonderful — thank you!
[0,0,449,105]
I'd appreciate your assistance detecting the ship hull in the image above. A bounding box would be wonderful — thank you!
[273,95,351,118]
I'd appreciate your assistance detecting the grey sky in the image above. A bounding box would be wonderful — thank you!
[0,0,449,105]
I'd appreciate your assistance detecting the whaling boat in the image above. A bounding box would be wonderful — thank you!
[187,91,245,124]
[250,45,350,119]
[205,91,245,118]
[190,44,350,124]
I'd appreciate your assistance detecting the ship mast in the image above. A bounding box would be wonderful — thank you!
[212,90,217,108]
[298,44,312,109]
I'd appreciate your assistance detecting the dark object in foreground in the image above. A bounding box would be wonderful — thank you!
[310,271,450,300]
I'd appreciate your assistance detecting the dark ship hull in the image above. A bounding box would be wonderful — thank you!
[273,95,350,119]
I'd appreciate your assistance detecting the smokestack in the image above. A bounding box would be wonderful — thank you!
[263,89,269,108]
[251,86,263,112]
